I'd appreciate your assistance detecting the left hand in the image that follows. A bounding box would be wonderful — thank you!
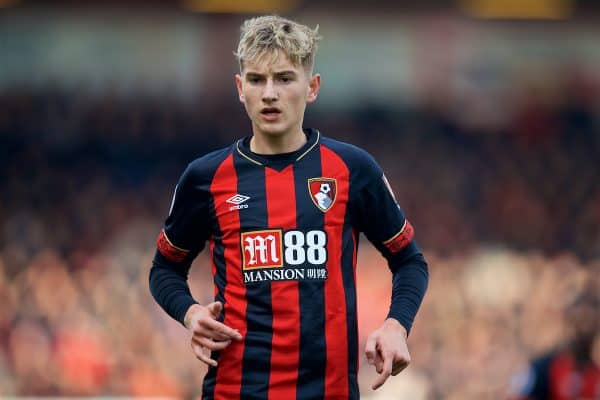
[364,318,411,390]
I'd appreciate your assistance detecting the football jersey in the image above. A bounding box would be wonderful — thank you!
[511,349,600,400]
[155,128,417,400]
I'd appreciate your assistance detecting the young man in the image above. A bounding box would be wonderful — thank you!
[509,290,599,400]
[150,15,429,399]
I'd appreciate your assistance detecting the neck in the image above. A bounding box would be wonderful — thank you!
[250,129,307,155]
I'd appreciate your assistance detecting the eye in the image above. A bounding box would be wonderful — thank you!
[247,75,263,84]
[279,76,292,83]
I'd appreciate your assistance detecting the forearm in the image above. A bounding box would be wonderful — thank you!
[387,252,429,335]
[149,259,198,326]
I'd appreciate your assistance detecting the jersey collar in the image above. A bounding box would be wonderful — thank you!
[236,128,321,167]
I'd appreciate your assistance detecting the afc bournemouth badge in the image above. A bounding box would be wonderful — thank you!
[308,178,337,212]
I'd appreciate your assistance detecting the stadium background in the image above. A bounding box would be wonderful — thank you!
[0,0,598,398]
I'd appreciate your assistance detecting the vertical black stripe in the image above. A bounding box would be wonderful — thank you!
[202,177,228,400]
[341,224,359,399]
[235,153,273,400]
[209,194,229,307]
[201,233,225,399]
[294,146,326,400]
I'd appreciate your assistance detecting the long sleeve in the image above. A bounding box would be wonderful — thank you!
[149,160,213,325]
[350,150,429,334]
[386,251,428,333]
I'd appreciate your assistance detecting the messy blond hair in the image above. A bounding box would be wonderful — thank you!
[235,15,321,72]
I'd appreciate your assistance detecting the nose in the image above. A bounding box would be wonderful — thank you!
[262,79,278,103]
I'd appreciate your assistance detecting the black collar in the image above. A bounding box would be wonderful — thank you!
[236,128,320,168]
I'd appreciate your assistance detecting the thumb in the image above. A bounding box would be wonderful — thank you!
[207,301,223,317]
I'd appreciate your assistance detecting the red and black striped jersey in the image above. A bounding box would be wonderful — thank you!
[153,129,421,400]
[510,349,600,400]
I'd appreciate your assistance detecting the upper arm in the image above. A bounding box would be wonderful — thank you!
[350,150,418,265]
[155,162,212,268]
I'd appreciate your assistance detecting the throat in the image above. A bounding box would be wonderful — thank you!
[250,130,307,155]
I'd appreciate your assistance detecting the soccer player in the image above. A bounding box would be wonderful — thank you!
[150,15,429,399]
[509,290,599,400]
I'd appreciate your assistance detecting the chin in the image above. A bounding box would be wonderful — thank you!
[257,123,287,137]
[263,129,287,137]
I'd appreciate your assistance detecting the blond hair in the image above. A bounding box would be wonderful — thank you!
[235,15,321,72]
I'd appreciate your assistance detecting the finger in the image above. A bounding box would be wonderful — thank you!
[190,320,235,342]
[192,324,234,342]
[374,351,384,374]
[207,329,235,342]
[191,342,217,367]
[199,318,243,341]
[392,358,410,376]
[193,336,232,352]
[193,327,238,344]
[206,301,223,317]
[364,336,377,365]
[372,352,393,390]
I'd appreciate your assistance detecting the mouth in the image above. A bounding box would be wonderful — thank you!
[260,107,281,121]
[261,107,281,115]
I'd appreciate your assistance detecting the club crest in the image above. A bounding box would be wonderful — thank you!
[308,178,337,212]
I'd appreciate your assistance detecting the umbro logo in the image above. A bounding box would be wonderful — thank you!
[226,194,250,205]
[226,194,250,211]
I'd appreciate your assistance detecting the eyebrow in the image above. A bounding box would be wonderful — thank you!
[244,70,298,78]
[274,70,297,76]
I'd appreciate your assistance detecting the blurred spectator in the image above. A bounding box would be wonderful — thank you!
[508,288,599,399]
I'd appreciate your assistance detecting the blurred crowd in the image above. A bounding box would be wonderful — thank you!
[1,67,599,259]
[0,65,599,397]
[1,236,598,398]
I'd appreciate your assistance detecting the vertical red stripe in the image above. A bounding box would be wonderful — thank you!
[210,239,218,298]
[265,166,300,400]
[320,146,349,399]
[352,228,359,375]
[210,154,247,400]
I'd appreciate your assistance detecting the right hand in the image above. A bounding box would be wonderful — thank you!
[184,301,243,366]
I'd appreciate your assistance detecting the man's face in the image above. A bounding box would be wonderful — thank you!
[235,52,320,140]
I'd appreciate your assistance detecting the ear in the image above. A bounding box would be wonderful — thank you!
[235,74,245,103]
[306,73,321,104]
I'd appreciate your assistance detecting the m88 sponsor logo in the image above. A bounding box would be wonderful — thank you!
[240,229,328,284]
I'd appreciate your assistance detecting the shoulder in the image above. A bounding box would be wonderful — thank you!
[181,145,234,185]
[531,350,558,372]
[320,136,384,188]
[510,350,558,397]
[527,349,562,384]
[320,136,382,176]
